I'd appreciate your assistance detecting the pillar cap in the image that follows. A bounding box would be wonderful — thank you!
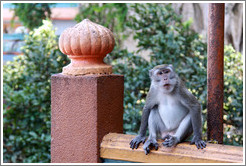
[59,19,115,75]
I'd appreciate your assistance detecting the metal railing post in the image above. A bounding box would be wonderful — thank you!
[207,3,225,144]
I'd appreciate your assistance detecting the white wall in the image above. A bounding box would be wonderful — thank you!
[52,20,77,35]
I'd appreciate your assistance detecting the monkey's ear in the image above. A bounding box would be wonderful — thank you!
[168,64,174,70]
[149,69,153,78]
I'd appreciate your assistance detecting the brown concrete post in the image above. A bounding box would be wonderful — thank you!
[207,4,224,144]
[51,19,124,163]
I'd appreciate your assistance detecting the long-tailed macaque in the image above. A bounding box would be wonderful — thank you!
[130,64,206,154]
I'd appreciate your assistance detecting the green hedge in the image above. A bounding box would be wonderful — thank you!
[108,3,208,135]
[3,20,69,163]
[3,4,243,163]
[107,3,243,145]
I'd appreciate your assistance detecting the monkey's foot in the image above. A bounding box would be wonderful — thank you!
[162,135,178,147]
[143,138,158,155]
[190,137,206,149]
[130,135,146,149]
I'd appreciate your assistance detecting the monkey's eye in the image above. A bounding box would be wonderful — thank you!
[158,71,163,75]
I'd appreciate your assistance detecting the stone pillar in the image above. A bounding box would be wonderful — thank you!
[51,19,124,163]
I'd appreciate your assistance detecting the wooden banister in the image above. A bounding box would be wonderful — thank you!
[100,133,243,163]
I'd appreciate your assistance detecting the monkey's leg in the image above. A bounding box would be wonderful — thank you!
[163,114,192,147]
[143,108,165,155]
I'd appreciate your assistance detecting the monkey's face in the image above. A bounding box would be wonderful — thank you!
[150,65,177,94]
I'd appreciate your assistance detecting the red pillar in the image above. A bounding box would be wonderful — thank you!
[51,74,123,163]
[207,3,224,144]
[51,19,124,163]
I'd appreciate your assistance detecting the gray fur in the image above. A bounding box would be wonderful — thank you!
[129,64,206,154]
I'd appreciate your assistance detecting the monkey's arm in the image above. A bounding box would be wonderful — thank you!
[180,87,206,149]
[139,105,152,136]
[130,88,156,149]
[129,106,151,149]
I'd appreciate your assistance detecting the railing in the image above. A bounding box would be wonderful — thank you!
[100,133,243,163]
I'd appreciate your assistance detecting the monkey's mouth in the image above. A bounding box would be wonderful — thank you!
[163,84,170,88]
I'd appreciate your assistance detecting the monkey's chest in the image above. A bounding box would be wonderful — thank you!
[158,99,188,131]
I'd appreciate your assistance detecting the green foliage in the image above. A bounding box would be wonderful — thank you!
[3,4,243,164]
[107,4,207,135]
[223,45,243,145]
[3,20,68,162]
[75,3,128,46]
[109,4,243,146]
[11,3,53,30]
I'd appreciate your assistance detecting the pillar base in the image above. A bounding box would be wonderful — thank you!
[51,73,124,163]
[62,64,112,76]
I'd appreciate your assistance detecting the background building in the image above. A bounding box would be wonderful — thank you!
[3,3,79,63]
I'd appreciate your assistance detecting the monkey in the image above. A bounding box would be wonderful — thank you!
[129,64,206,155]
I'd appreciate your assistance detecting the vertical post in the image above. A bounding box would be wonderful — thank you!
[207,3,224,144]
[51,19,124,163]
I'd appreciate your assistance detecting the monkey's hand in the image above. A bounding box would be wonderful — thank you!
[143,138,159,155]
[130,135,146,149]
[162,134,179,147]
[190,136,206,149]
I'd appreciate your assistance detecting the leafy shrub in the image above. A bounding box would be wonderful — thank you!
[3,4,243,163]
[11,3,54,30]
[107,3,207,135]
[108,4,243,146]
[223,45,243,145]
[3,20,68,162]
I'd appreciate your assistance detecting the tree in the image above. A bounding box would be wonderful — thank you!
[11,3,54,30]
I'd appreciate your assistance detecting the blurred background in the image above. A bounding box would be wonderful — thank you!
[2,3,243,163]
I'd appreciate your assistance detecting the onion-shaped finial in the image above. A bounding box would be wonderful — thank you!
[59,19,115,75]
